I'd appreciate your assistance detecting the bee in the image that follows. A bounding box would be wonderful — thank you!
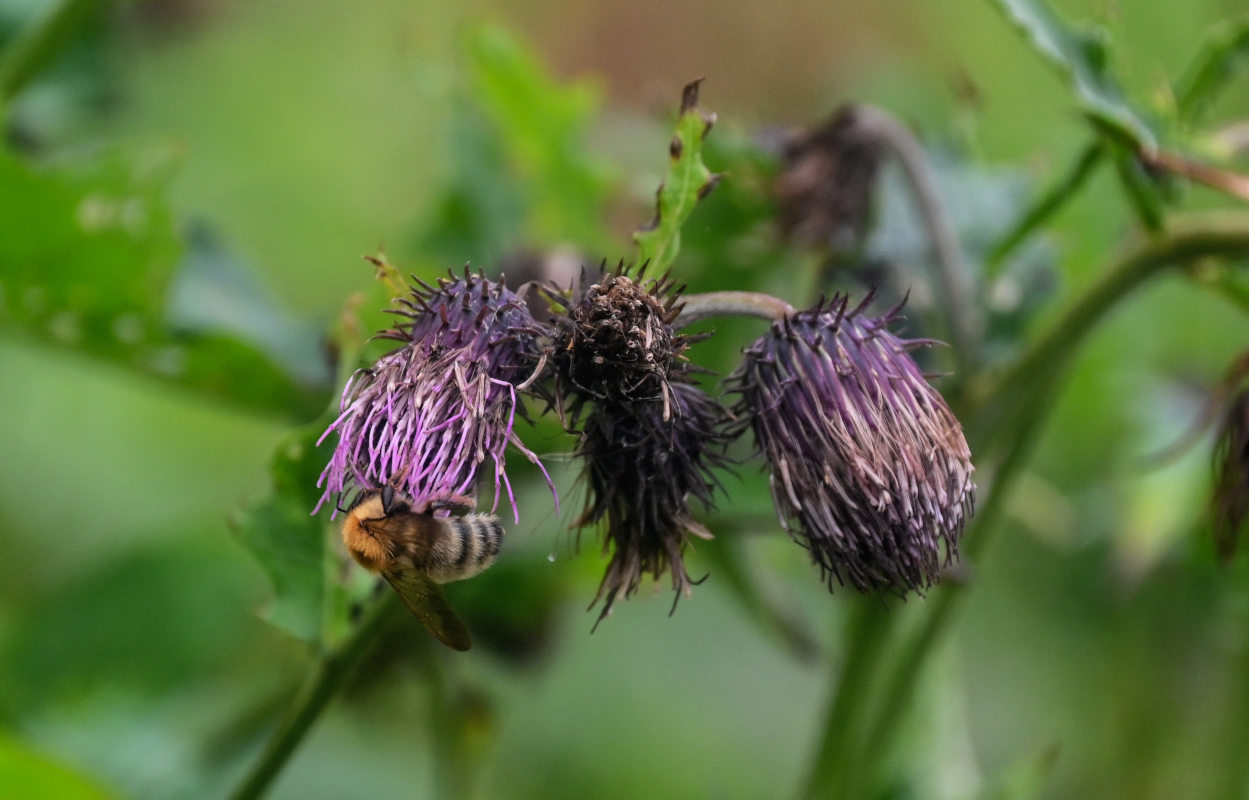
[341,485,503,651]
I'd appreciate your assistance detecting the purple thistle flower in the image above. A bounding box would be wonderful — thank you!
[549,269,731,622]
[315,269,555,521]
[729,292,974,594]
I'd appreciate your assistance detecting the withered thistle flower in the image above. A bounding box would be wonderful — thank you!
[549,269,731,621]
[729,293,974,594]
[1212,388,1249,562]
[776,106,884,251]
[316,268,554,520]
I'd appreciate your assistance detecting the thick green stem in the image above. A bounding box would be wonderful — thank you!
[799,598,892,800]
[0,0,106,108]
[228,593,399,800]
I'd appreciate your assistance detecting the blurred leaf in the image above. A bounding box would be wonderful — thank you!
[1,536,260,711]
[976,743,1061,800]
[411,97,528,267]
[168,225,331,389]
[233,421,333,644]
[0,145,327,418]
[992,0,1158,151]
[1175,18,1249,125]
[464,22,614,251]
[865,148,1058,361]
[0,732,114,800]
[634,80,721,272]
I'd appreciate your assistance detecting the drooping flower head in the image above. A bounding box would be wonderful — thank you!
[776,106,884,252]
[729,292,974,594]
[549,268,731,622]
[316,268,554,521]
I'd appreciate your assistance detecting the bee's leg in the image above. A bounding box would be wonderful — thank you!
[426,492,476,515]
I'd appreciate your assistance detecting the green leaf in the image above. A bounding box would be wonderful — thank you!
[464,22,614,250]
[1174,18,1249,125]
[633,80,722,272]
[233,421,334,644]
[992,0,1158,151]
[0,145,327,419]
[0,732,115,800]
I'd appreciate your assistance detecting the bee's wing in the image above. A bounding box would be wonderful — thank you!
[382,568,473,651]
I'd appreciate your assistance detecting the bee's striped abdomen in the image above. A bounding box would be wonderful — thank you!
[429,514,504,583]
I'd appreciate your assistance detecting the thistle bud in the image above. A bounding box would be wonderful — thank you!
[729,293,974,594]
[550,269,731,621]
[316,269,554,520]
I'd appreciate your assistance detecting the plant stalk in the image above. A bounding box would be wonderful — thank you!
[228,593,398,800]
[675,290,796,327]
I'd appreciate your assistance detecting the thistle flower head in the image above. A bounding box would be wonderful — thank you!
[551,269,684,407]
[316,269,554,521]
[729,293,974,594]
[549,267,730,621]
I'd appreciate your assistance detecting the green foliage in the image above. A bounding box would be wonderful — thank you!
[0,146,326,418]
[6,3,1249,800]
[1175,18,1249,126]
[0,733,115,800]
[233,420,334,645]
[464,23,614,250]
[991,0,1157,151]
[633,80,721,272]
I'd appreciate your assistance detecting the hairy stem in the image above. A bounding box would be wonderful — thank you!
[675,290,796,327]
[852,105,982,369]
[228,593,398,800]
[0,0,106,107]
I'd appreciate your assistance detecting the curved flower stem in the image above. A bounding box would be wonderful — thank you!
[972,211,1249,455]
[675,290,796,328]
[228,593,399,800]
[847,210,1249,795]
[0,0,105,107]
[851,105,981,370]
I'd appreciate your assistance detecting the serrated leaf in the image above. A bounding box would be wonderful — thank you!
[634,80,721,272]
[993,0,1158,151]
[233,422,334,643]
[1175,18,1249,125]
[0,145,327,419]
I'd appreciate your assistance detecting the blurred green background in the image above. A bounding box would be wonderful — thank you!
[3,0,1249,798]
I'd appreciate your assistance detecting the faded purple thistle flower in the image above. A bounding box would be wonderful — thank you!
[315,268,554,520]
[729,292,974,594]
[549,269,731,622]
[1212,388,1249,562]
